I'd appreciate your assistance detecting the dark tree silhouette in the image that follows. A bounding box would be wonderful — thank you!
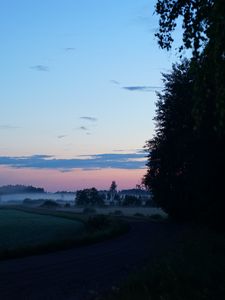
[109,181,117,203]
[76,188,104,206]
[155,0,221,55]
[144,0,225,228]
[155,0,225,135]
[143,60,196,220]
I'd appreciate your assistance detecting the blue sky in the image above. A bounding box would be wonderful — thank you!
[0,0,179,191]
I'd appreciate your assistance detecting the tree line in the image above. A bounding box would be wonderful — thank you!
[75,181,152,207]
[143,0,225,229]
[0,185,45,195]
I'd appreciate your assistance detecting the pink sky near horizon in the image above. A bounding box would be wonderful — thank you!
[0,166,146,192]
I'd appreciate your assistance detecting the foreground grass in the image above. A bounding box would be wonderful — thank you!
[104,226,225,300]
[0,206,128,260]
[0,208,84,245]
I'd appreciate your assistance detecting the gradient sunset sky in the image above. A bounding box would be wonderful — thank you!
[0,0,179,191]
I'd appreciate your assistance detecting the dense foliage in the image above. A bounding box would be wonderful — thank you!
[122,195,142,207]
[144,0,225,228]
[41,200,59,208]
[143,60,195,220]
[76,188,104,206]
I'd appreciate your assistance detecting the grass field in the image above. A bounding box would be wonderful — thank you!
[0,207,128,260]
[0,209,84,255]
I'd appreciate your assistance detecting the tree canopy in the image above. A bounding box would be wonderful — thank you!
[144,0,225,228]
[143,60,196,219]
[75,188,104,206]
[155,0,224,56]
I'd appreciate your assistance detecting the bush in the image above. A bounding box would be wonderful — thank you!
[82,207,97,214]
[150,213,163,220]
[145,199,157,207]
[23,198,45,206]
[23,198,33,205]
[112,210,123,216]
[87,215,110,230]
[133,213,144,217]
[40,200,59,208]
[122,195,141,206]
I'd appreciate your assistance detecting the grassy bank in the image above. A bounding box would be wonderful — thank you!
[104,226,225,300]
[0,207,129,260]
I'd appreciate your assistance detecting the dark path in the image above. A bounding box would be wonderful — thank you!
[0,220,184,300]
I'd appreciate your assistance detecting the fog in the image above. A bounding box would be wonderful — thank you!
[0,193,76,203]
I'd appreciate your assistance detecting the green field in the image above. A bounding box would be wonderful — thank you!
[0,207,128,260]
[0,209,85,258]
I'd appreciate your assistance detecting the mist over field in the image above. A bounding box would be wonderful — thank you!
[0,192,75,203]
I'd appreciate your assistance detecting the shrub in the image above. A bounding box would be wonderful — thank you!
[150,213,163,220]
[133,213,144,217]
[23,198,32,204]
[82,207,97,214]
[23,198,45,206]
[113,210,123,216]
[87,215,110,230]
[40,200,59,208]
[145,199,157,207]
[122,195,141,206]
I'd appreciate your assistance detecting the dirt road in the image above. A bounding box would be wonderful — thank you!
[0,220,184,300]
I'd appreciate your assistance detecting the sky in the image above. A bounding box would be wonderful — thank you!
[0,0,179,192]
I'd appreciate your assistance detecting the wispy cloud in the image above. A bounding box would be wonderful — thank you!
[0,125,19,130]
[113,148,145,153]
[122,86,162,92]
[77,126,88,131]
[30,65,49,72]
[82,168,101,171]
[80,116,97,122]
[110,80,162,92]
[57,135,67,139]
[110,80,120,85]
[64,47,76,51]
[0,152,147,171]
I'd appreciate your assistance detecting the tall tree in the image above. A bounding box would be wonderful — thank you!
[143,60,196,219]
[109,181,117,203]
[144,0,225,227]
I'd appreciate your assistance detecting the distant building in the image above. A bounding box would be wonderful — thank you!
[99,188,152,206]
[118,189,152,206]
